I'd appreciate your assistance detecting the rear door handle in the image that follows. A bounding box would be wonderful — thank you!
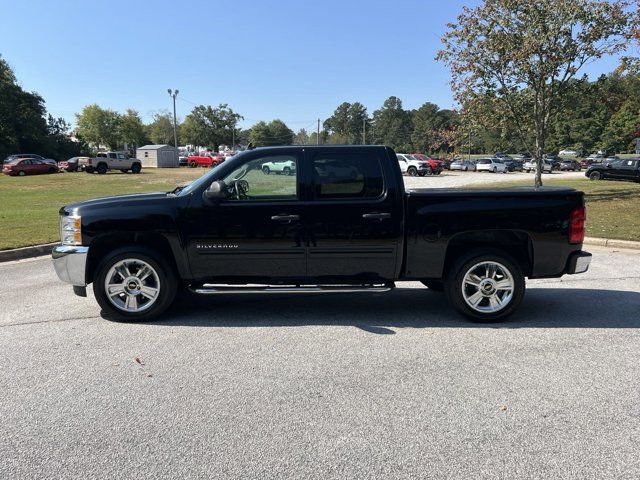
[271,214,300,223]
[362,212,391,220]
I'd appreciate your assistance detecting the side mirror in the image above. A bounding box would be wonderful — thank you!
[203,180,228,201]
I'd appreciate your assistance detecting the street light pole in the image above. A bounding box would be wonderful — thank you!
[167,89,179,149]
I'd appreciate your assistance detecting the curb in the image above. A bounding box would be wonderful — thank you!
[584,237,640,250]
[1,236,639,264]
[0,243,58,263]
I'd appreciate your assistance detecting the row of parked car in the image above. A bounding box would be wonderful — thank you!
[2,152,144,176]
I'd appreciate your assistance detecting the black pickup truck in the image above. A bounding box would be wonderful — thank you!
[53,145,591,323]
[586,158,640,182]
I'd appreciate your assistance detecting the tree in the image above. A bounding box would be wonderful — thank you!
[248,119,294,146]
[148,110,176,146]
[75,104,121,150]
[438,0,638,187]
[118,109,147,150]
[293,128,311,144]
[601,99,640,152]
[42,115,87,159]
[180,104,242,150]
[371,96,413,151]
[0,55,48,158]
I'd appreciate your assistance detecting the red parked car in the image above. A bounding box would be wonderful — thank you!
[412,154,443,175]
[2,158,58,176]
[187,153,225,168]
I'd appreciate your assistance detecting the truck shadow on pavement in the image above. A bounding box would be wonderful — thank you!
[139,286,640,332]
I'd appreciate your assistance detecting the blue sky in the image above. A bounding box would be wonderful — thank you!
[1,0,631,130]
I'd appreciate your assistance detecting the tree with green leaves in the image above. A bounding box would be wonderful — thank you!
[438,0,638,187]
[75,104,121,150]
[181,104,242,150]
[248,119,294,146]
[371,96,413,152]
[118,109,148,150]
[293,128,310,144]
[147,110,176,146]
[0,55,48,158]
[323,102,369,144]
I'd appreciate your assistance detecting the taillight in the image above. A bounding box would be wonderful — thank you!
[569,207,586,244]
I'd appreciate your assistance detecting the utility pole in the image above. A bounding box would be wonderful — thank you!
[167,89,179,149]
[362,118,366,145]
[317,118,320,145]
[468,128,471,161]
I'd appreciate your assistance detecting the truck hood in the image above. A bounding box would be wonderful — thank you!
[60,192,170,215]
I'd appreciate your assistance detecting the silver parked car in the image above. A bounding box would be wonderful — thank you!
[450,159,476,171]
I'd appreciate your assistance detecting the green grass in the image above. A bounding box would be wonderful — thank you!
[478,176,640,241]
[0,169,205,250]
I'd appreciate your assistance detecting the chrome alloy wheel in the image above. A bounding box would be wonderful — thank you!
[461,261,514,313]
[104,259,161,313]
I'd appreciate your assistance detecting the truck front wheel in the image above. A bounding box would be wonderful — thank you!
[131,163,141,174]
[444,250,525,322]
[93,247,177,322]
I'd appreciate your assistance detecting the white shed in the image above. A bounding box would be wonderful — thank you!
[136,145,179,168]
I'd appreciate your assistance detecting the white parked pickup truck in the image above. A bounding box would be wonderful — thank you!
[80,152,142,174]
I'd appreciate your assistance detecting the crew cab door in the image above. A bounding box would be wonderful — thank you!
[184,149,307,282]
[305,148,403,281]
[610,159,639,180]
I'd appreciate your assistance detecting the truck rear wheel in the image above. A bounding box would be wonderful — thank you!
[96,163,108,174]
[444,249,525,323]
[589,171,601,180]
[93,247,177,322]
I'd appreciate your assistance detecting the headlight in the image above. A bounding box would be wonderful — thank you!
[60,215,82,245]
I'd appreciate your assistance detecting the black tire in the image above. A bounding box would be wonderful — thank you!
[283,167,291,176]
[93,247,177,322]
[407,166,418,176]
[120,169,128,173]
[131,163,141,174]
[48,167,56,174]
[96,163,108,174]
[444,249,525,323]
[190,161,197,168]
[424,168,433,176]
[589,171,601,181]
[262,166,270,175]
[421,280,444,292]
[85,167,94,174]
[17,170,26,176]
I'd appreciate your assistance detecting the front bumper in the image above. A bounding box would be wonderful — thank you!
[566,251,592,274]
[52,245,89,286]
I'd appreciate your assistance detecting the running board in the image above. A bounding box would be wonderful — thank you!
[191,283,394,295]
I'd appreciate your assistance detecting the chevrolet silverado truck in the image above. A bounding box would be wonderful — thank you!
[80,151,142,174]
[52,145,592,323]
[586,157,640,182]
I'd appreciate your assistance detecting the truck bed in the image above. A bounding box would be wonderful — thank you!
[402,186,584,280]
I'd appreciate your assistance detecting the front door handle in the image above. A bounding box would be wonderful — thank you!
[362,212,391,220]
[271,214,300,223]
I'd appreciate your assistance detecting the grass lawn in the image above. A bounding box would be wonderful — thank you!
[480,176,640,242]
[0,169,206,250]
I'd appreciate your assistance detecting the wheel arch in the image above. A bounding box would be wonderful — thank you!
[442,230,534,278]
[86,231,181,284]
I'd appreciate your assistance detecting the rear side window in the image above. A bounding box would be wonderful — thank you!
[313,152,384,199]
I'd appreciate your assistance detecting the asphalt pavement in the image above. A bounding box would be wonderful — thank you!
[1,244,639,479]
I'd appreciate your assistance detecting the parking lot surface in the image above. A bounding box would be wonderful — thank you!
[1,243,639,479]
[403,169,584,189]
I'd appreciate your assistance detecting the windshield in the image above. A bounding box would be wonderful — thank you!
[176,150,250,196]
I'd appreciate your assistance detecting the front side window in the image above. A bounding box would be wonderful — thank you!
[221,155,297,201]
[313,152,384,199]
[109,153,117,159]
